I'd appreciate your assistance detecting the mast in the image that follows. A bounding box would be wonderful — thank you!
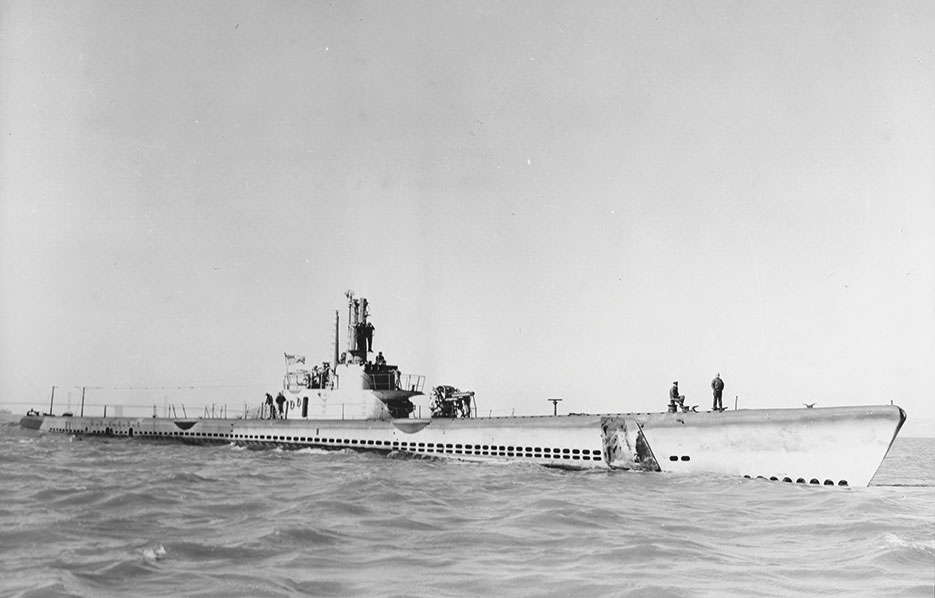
[333,310,340,367]
[346,290,358,360]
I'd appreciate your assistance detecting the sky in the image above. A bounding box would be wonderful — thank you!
[1,1,933,435]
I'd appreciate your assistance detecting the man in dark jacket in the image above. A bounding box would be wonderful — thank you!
[276,392,286,419]
[711,373,725,411]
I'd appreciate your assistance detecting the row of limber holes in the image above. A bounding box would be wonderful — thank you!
[745,474,849,486]
[669,454,849,486]
[51,427,603,461]
[46,428,854,483]
[46,427,852,484]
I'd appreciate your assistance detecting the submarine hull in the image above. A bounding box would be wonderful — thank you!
[20,404,905,487]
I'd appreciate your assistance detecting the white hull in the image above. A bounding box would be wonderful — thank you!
[603,406,906,486]
[21,404,905,487]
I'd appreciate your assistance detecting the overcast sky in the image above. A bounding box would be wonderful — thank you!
[2,1,933,435]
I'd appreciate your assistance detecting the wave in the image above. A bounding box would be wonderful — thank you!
[260,525,346,548]
[883,532,935,555]
[162,471,216,484]
[1,427,932,598]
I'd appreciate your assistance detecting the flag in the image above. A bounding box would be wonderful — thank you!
[284,353,306,366]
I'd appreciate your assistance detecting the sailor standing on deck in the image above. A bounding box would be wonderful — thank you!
[275,392,286,419]
[711,373,725,411]
[265,393,275,419]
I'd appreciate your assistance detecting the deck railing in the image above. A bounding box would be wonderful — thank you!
[366,372,425,392]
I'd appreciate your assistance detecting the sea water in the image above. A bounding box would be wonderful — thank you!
[0,422,932,598]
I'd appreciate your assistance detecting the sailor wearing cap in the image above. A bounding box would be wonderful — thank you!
[669,381,685,413]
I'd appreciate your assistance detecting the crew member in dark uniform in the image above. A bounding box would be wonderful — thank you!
[276,392,286,419]
[355,324,367,357]
[365,322,374,352]
[711,373,725,411]
[265,393,275,419]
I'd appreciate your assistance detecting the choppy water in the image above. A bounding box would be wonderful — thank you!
[0,422,932,598]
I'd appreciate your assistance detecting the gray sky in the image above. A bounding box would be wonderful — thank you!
[2,1,933,435]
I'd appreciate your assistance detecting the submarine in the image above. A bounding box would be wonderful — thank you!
[20,291,906,487]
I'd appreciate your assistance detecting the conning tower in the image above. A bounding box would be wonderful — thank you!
[283,292,425,419]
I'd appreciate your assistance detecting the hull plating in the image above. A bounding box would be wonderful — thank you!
[20,405,905,487]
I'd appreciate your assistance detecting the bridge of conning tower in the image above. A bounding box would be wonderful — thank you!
[343,290,423,389]
[343,292,425,418]
[282,292,425,418]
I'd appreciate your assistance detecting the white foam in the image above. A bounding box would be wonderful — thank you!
[884,532,935,553]
[295,447,331,455]
[141,544,167,561]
